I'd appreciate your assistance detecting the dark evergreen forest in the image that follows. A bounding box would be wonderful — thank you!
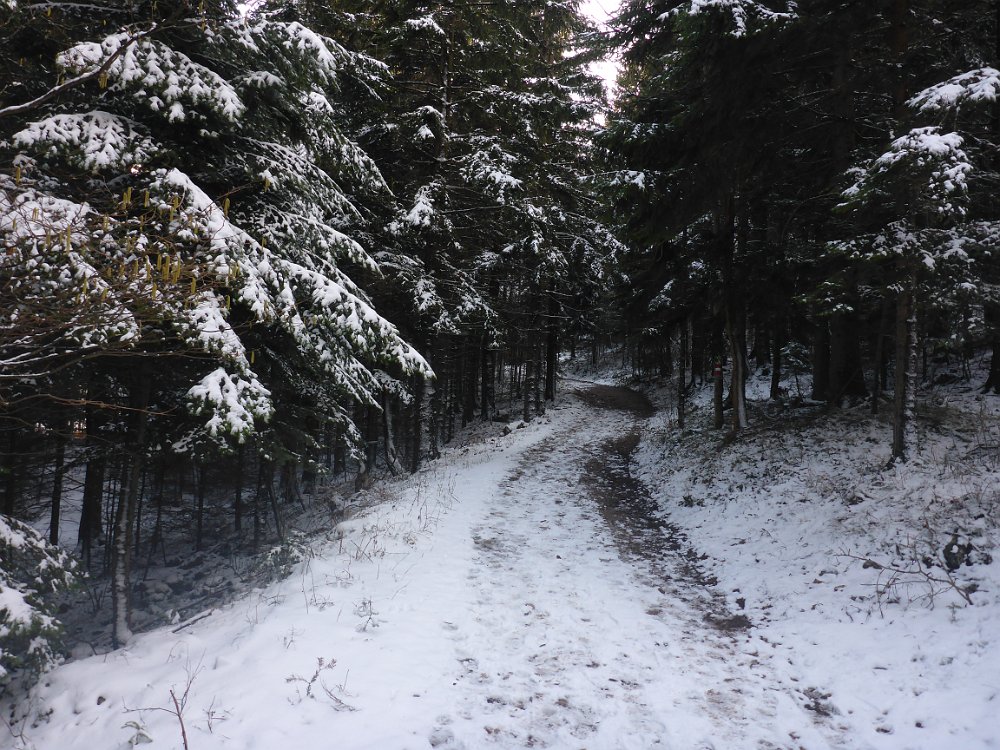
[1,0,998,691]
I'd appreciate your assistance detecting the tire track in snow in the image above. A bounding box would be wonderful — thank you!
[431,385,848,750]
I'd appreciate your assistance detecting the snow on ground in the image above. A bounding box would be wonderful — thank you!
[3,364,999,750]
[632,371,1000,750]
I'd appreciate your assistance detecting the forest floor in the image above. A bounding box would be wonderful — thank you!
[3,367,999,750]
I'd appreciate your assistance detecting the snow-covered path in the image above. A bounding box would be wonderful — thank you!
[6,385,846,750]
[423,386,842,750]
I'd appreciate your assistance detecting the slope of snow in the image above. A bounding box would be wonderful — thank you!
[3,370,998,749]
[633,373,1000,749]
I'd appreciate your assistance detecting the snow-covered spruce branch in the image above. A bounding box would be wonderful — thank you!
[0,25,159,120]
[18,3,129,11]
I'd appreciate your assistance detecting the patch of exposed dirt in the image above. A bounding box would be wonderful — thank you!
[576,384,751,634]
[572,384,655,418]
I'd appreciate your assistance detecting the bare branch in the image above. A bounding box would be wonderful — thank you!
[0,24,157,121]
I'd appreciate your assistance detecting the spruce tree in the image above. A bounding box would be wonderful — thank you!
[1,0,428,644]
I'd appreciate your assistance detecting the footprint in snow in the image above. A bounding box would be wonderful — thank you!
[428,723,464,749]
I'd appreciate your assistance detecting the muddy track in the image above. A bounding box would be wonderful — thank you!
[573,383,752,633]
[435,381,845,748]
[571,383,656,418]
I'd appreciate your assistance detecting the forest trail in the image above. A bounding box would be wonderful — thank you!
[428,383,844,750]
[6,384,854,750]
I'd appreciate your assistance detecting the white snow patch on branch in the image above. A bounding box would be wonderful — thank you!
[186,367,272,441]
[58,33,244,122]
[10,111,156,172]
[662,0,796,35]
[909,67,1000,113]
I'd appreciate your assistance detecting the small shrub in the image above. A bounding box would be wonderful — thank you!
[0,515,78,696]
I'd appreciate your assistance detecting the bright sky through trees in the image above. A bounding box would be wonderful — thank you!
[581,0,620,97]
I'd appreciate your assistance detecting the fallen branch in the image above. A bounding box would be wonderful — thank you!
[842,549,974,612]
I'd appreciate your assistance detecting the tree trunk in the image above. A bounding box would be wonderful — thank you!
[445,341,457,443]
[234,445,244,533]
[411,373,424,473]
[890,0,911,121]
[79,395,105,566]
[678,322,687,429]
[454,338,466,429]
[383,390,405,475]
[889,0,914,460]
[828,313,847,407]
[872,297,892,413]
[769,314,783,401]
[713,358,725,430]
[726,313,748,431]
[892,276,918,461]
[690,319,705,387]
[985,2,1000,393]
[261,460,283,540]
[523,348,534,423]
[146,465,166,569]
[534,339,544,416]
[111,374,151,649]
[428,345,442,459]
[49,430,66,545]
[481,345,494,421]
[334,427,346,476]
[280,459,301,503]
[829,311,868,406]
[365,405,378,473]
[253,460,263,551]
[195,464,205,551]
[2,428,18,517]
[982,304,1000,393]
[79,452,104,568]
[751,326,769,369]
[462,339,479,426]
[545,290,559,401]
[812,322,830,401]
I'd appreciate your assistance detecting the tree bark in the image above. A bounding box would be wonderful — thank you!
[111,373,151,649]
[523,348,534,423]
[892,275,918,461]
[982,304,1000,393]
[48,429,66,545]
[872,297,892,413]
[462,339,479,426]
[265,462,284,541]
[985,1,1000,392]
[713,353,725,432]
[428,344,442,459]
[828,313,847,407]
[234,445,244,534]
[812,322,830,401]
[383,390,405,475]
[2,429,17,517]
[534,338,544,416]
[769,314,783,401]
[545,290,559,401]
[253,459,263,551]
[195,464,205,551]
[726,311,748,431]
[411,373,424,473]
[678,321,687,429]
[481,345,494,421]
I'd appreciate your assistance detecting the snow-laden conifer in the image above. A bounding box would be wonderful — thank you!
[0,516,76,697]
[2,1,428,649]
